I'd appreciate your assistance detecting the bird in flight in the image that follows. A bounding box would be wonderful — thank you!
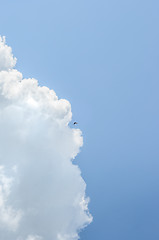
[73,122,78,125]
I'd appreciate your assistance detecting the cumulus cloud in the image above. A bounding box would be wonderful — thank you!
[0,37,92,240]
[0,37,16,71]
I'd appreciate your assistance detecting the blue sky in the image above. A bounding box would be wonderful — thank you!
[1,0,159,239]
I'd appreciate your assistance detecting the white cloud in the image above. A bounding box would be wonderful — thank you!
[0,37,92,240]
[0,36,16,71]
[0,166,22,231]
[26,235,43,240]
